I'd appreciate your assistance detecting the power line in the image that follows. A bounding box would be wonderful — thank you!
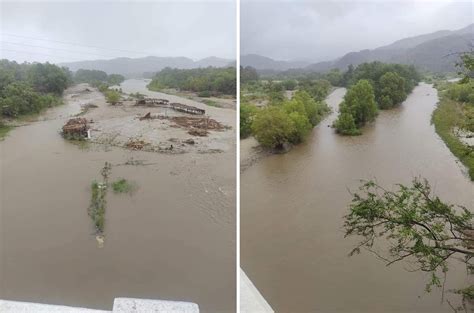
[1,41,120,59]
[1,32,154,56]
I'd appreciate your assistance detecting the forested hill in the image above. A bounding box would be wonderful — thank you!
[242,23,473,73]
[60,56,235,78]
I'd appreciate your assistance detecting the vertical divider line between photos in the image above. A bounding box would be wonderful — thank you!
[236,0,241,311]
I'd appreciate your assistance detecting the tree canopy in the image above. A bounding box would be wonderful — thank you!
[0,59,70,118]
[147,67,236,96]
[344,178,473,309]
[334,79,377,135]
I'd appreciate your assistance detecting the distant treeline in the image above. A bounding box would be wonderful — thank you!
[0,59,72,118]
[241,72,331,149]
[241,61,421,147]
[147,67,236,96]
[74,69,125,86]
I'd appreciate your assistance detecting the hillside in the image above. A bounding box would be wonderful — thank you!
[243,23,473,73]
[60,56,235,77]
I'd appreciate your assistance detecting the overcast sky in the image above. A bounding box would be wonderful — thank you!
[241,0,473,62]
[0,0,236,64]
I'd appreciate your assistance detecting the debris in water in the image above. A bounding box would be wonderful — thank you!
[62,117,90,139]
[96,235,105,248]
[125,138,150,150]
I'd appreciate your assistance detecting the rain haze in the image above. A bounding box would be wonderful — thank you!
[241,0,473,61]
[0,0,236,64]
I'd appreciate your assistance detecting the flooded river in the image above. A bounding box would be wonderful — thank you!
[0,80,236,313]
[241,83,473,313]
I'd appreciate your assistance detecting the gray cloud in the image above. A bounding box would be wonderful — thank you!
[0,0,236,63]
[241,0,473,61]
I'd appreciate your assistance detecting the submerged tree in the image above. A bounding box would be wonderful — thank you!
[344,178,473,311]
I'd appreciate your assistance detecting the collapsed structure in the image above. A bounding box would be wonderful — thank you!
[135,98,205,115]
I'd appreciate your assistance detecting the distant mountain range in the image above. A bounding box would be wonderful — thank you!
[60,56,235,77]
[242,23,473,73]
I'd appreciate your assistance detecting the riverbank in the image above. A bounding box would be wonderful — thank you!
[432,84,474,180]
[150,88,236,110]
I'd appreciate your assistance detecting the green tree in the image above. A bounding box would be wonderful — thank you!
[107,74,125,85]
[105,90,121,105]
[344,178,473,309]
[378,71,407,109]
[334,112,360,135]
[240,102,257,138]
[252,106,295,149]
[339,79,378,128]
[282,79,298,91]
[241,66,259,83]
[288,111,312,143]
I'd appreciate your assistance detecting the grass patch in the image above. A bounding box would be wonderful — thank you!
[0,124,13,140]
[432,88,474,181]
[111,178,134,194]
[202,99,221,107]
[89,181,106,233]
[88,162,111,234]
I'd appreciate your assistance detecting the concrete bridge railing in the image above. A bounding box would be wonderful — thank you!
[0,298,199,313]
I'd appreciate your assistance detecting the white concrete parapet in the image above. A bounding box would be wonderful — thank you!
[0,298,199,313]
[240,269,274,313]
[0,300,109,312]
[113,298,199,313]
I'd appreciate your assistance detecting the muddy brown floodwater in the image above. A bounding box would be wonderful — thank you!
[0,79,236,313]
[241,83,473,313]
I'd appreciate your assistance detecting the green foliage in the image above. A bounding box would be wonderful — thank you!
[445,81,474,104]
[291,90,330,126]
[266,81,285,105]
[457,52,474,83]
[27,62,70,94]
[111,178,133,194]
[334,112,360,135]
[299,79,331,101]
[324,68,343,86]
[240,66,259,83]
[148,67,236,96]
[251,90,329,149]
[0,123,12,140]
[252,106,295,149]
[344,178,473,302]
[378,71,407,109]
[282,79,298,91]
[0,60,69,119]
[433,82,474,180]
[105,89,121,105]
[74,69,108,84]
[74,69,124,88]
[107,74,125,85]
[0,81,62,117]
[240,102,258,138]
[88,162,111,234]
[197,90,211,97]
[335,79,378,135]
[342,62,420,109]
[288,111,312,143]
